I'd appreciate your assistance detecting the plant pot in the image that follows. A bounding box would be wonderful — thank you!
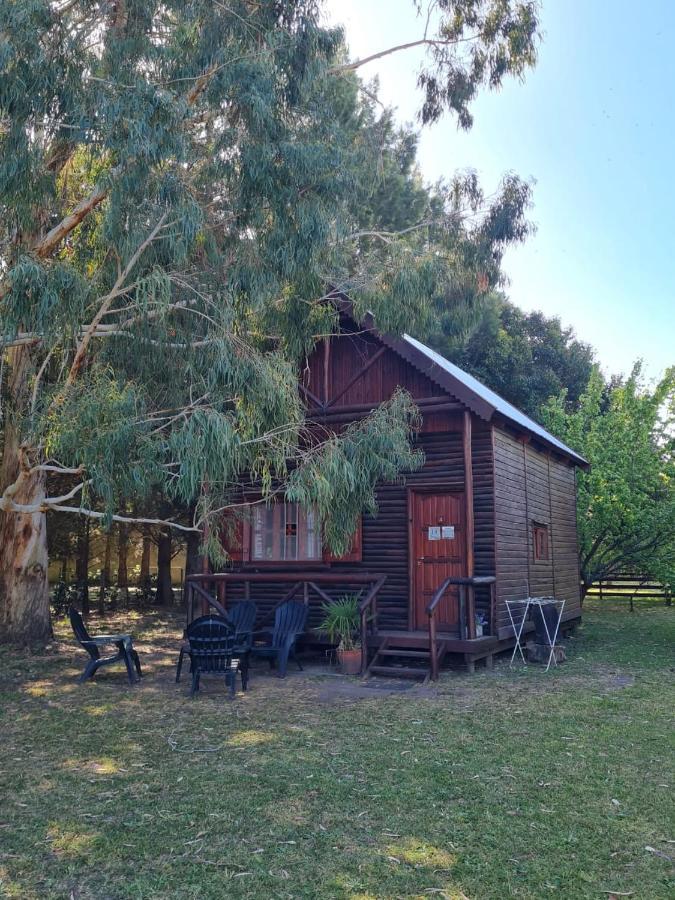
[338,648,362,675]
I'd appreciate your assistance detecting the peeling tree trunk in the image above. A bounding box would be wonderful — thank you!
[0,338,52,644]
[117,522,129,607]
[155,529,173,605]
[0,427,51,644]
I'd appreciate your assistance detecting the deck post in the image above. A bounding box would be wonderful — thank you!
[360,606,368,675]
[429,610,439,680]
[463,410,476,638]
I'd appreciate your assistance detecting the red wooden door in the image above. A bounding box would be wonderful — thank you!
[412,492,466,631]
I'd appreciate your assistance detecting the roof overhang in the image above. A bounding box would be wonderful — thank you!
[325,291,589,468]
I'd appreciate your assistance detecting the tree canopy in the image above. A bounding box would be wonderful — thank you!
[0,0,541,642]
[542,365,675,597]
[428,292,595,420]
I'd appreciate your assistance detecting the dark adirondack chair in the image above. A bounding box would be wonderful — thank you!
[227,601,256,690]
[249,600,308,678]
[185,615,240,697]
[176,601,256,688]
[69,607,142,684]
[227,600,257,643]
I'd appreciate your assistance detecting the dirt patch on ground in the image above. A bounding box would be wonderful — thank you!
[26,612,639,708]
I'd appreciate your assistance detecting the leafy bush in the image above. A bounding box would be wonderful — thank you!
[50,581,81,617]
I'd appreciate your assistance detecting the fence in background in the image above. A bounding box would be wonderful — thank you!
[586,574,671,605]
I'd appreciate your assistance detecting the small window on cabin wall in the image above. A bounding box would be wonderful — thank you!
[532,523,550,561]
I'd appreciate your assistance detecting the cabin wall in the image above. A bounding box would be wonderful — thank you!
[223,412,498,633]
[225,423,466,631]
[350,415,496,629]
[334,424,466,631]
[549,457,582,614]
[472,418,496,621]
[493,428,581,637]
[303,331,448,407]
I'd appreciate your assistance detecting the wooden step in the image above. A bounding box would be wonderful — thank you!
[369,665,429,679]
[378,649,430,659]
[373,634,431,649]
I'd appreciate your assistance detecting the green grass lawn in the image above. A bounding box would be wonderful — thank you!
[0,601,673,899]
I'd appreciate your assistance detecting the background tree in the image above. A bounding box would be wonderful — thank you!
[0,0,540,643]
[428,293,595,419]
[542,365,675,600]
[116,522,129,607]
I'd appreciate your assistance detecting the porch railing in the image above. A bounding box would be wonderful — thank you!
[425,576,497,680]
[358,575,387,674]
[185,572,387,671]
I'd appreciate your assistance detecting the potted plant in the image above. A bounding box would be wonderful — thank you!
[319,595,362,675]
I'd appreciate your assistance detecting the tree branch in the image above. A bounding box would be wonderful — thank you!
[0,480,88,512]
[328,33,484,75]
[52,507,200,532]
[36,183,109,260]
[0,60,223,303]
[60,212,168,394]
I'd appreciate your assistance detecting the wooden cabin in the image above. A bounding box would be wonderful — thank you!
[194,308,587,678]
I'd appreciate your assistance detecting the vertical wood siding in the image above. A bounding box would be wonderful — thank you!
[472,418,496,621]
[303,331,447,406]
[493,428,581,636]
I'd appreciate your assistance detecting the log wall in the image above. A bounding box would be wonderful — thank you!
[225,413,499,633]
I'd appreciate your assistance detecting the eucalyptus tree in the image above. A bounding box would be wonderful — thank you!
[0,0,540,643]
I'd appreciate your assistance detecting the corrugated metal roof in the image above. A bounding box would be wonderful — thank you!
[402,334,587,466]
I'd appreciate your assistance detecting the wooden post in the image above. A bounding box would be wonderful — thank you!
[429,611,439,680]
[186,582,193,627]
[360,607,368,675]
[463,410,476,638]
[458,585,466,639]
[201,487,210,617]
[489,582,497,637]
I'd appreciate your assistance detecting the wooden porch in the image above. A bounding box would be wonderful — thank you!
[185,571,502,681]
[367,631,499,677]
